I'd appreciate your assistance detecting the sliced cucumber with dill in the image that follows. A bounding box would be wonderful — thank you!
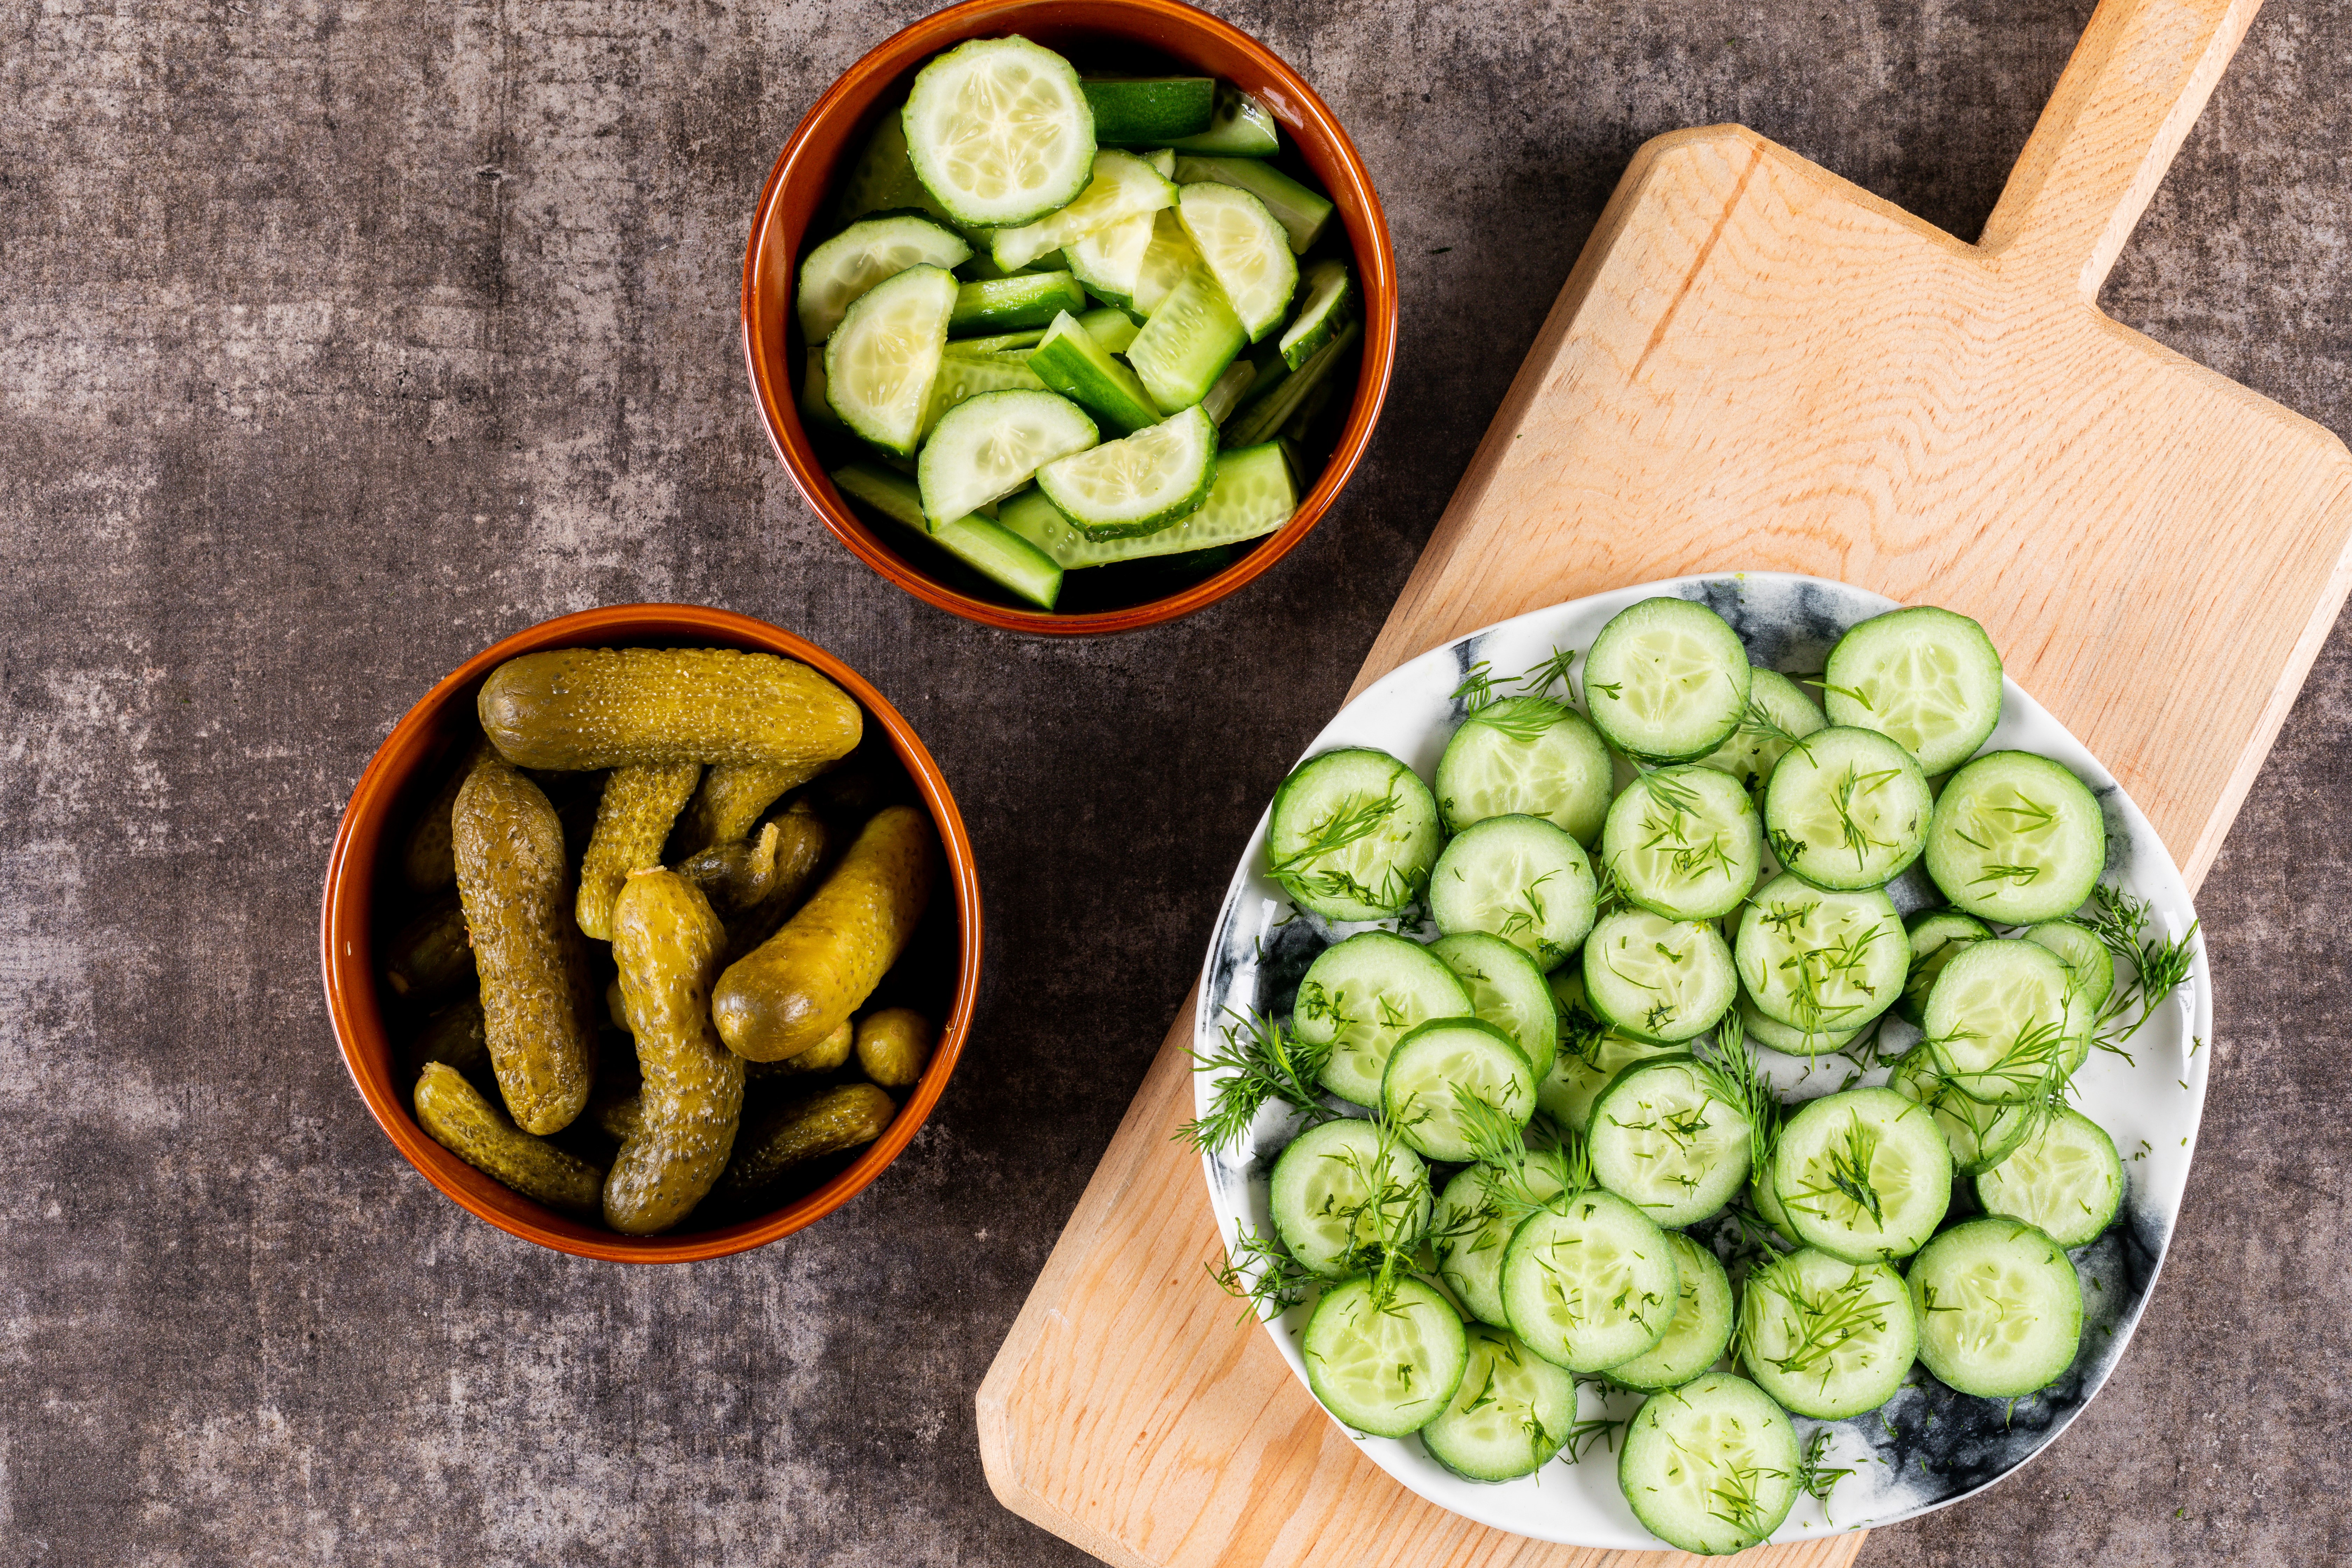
[2026,918,2118,1015]
[1079,76,1214,144]
[1587,1055,1752,1226]
[827,462,1063,610]
[1925,750,2107,924]
[1605,1232,1735,1393]
[997,439,1293,568]
[1224,318,1359,448]
[917,388,1098,527]
[1428,930,1559,1080]
[798,214,973,343]
[1420,1323,1582,1481]
[1429,814,1597,969]
[989,148,1177,271]
[1739,1247,1918,1418]
[1166,82,1280,157]
[1897,908,1989,1026]
[951,269,1089,334]
[1436,695,1614,844]
[1267,1116,1431,1278]
[1738,995,1862,1060]
[1127,263,1248,412]
[1279,259,1354,372]
[1583,597,1752,762]
[1539,975,1681,1132]
[1380,1018,1537,1162]
[1974,1106,2123,1247]
[1177,181,1297,342]
[1501,1189,1678,1372]
[1887,1044,2036,1175]
[1037,405,1215,538]
[1921,938,2081,1102]
[1617,1373,1800,1556]
[1173,154,1333,252]
[1431,1150,1571,1329]
[1601,763,1764,920]
[1292,931,1471,1107]
[1763,725,1932,890]
[1906,1218,2082,1397]
[1771,1086,1952,1263]
[1582,909,1737,1043]
[824,262,959,456]
[1824,605,2004,774]
[902,37,1097,228]
[1733,872,1908,1037]
[1266,748,1442,921]
[1302,1273,1468,1437]
[1696,667,1826,789]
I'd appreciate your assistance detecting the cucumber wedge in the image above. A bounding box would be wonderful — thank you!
[1130,208,1202,317]
[1080,76,1214,144]
[830,463,1063,610]
[990,149,1176,271]
[1223,318,1358,447]
[1166,82,1280,156]
[1026,310,1163,436]
[1036,405,1215,539]
[1173,154,1333,252]
[823,262,958,456]
[902,37,1097,228]
[797,214,972,344]
[1176,182,1297,342]
[1062,208,1155,308]
[1278,259,1353,371]
[950,270,1088,334]
[997,439,1294,567]
[919,351,1046,441]
[1127,265,1247,412]
[946,303,1136,359]
[917,388,1097,528]
[1198,358,1258,424]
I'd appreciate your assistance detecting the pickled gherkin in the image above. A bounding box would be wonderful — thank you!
[402,736,491,891]
[410,996,489,1077]
[477,648,863,773]
[605,869,745,1234]
[745,1018,853,1080]
[413,1061,605,1216]
[713,805,938,1062]
[678,759,830,854]
[720,807,831,964]
[717,1083,895,1195]
[383,897,475,1008]
[856,1008,936,1088]
[676,819,788,916]
[575,762,701,941]
[451,755,597,1135]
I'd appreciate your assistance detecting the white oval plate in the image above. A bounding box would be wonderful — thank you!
[1193,573,2209,1549]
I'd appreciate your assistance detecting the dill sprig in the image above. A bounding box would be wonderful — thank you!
[1737,696,1817,764]
[1784,1117,1884,1227]
[1796,1428,1854,1510]
[1742,1253,1891,1382]
[1177,1008,1334,1153]
[1469,694,1568,744]
[1451,660,1498,714]
[1563,1396,1630,1462]
[1828,763,1903,873]
[2082,882,2200,1052]
[1267,784,1414,911]
[1517,645,1582,698]
[1207,1226,1316,1323]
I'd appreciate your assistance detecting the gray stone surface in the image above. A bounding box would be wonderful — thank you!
[1,0,2345,1562]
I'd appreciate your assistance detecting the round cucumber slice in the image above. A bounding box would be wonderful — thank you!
[1897,908,1990,1026]
[1588,1055,1752,1226]
[823,262,959,457]
[2025,918,2117,1016]
[1734,872,1908,1038]
[1772,1087,1952,1263]
[1266,748,1443,921]
[1601,763,1764,920]
[1695,667,1826,789]
[1616,1373,1799,1556]
[1762,725,1932,891]
[917,388,1097,527]
[1925,751,2107,924]
[1604,1232,1734,1392]
[1267,1117,1431,1278]
[1434,695,1613,844]
[1380,1018,1537,1162]
[1583,910,1737,1043]
[1432,1150,1571,1328]
[1974,1106,2123,1247]
[1739,1248,1918,1418]
[1420,1324,1581,1481]
[1738,995,1862,1060]
[1036,404,1214,537]
[1176,181,1297,341]
[797,214,973,344]
[1303,1274,1469,1438]
[1428,930,1560,1080]
[1583,597,1752,761]
[1887,1044,2036,1175]
[1428,814,1597,970]
[1501,1190,1678,1372]
[1906,1218,2083,1397]
[1823,605,2004,775]
[1293,931,1472,1108]
[902,37,1096,228]
[1921,938,2080,1102]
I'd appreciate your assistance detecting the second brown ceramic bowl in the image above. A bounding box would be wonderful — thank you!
[742,0,1396,635]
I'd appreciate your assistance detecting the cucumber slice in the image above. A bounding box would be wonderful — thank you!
[1127,265,1247,412]
[1177,182,1298,342]
[1428,930,1560,1080]
[1734,873,1908,1037]
[1974,1106,2123,1247]
[1740,1248,1918,1418]
[2025,918,2117,1016]
[1429,814,1598,971]
[831,109,957,228]
[1198,358,1259,424]
[1130,208,1203,317]
[950,270,1089,335]
[797,214,973,344]
[828,462,1063,610]
[1173,154,1334,252]
[1435,696,1613,845]
[1381,1018,1538,1162]
[1223,318,1359,448]
[1695,667,1826,789]
[1763,725,1932,891]
[1166,82,1281,156]
[1738,995,1862,1060]
[1824,605,2004,775]
[1538,973,1681,1131]
[917,388,1097,528]
[1896,908,1990,1027]
[1772,1087,1953,1263]
[1291,931,1471,1108]
[920,351,1048,441]
[1502,1190,1679,1372]
[1583,910,1737,1043]
[1144,147,1176,178]
[1080,76,1214,144]
[1925,751,2107,924]
[1268,1117,1431,1278]
[824,262,959,456]
[1036,404,1213,538]
[1887,1044,2036,1175]
[1921,938,2080,1102]
[1026,310,1164,436]
[1588,1055,1752,1226]
[996,440,1293,568]
[1906,1218,2083,1396]
[1266,748,1442,921]
[902,37,1097,228]
[1062,208,1155,308]
[1601,764,1764,921]
[1278,259,1354,372]
[1074,303,1138,354]
[989,148,1177,271]
[1750,1149,1800,1243]
[1606,1232,1736,1392]
[1431,1151,1572,1328]
[1584,598,1752,762]
[1617,1373,1799,1556]
[1421,1324,1582,1480]
[1303,1274,1469,1437]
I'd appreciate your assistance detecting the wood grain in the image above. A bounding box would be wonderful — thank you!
[978,0,2352,1562]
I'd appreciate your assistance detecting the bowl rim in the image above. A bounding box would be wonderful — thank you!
[740,0,1398,636]
[318,603,983,1263]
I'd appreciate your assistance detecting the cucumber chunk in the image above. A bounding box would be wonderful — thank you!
[828,463,1063,610]
[996,440,1293,568]
[1130,208,1202,317]
[1173,154,1334,252]
[1024,306,1164,429]
[920,351,1048,441]
[1380,1018,1538,1162]
[1921,938,2081,1102]
[1267,1117,1431,1278]
[1502,1189,1678,1372]
[1733,872,1908,1037]
[1584,597,1753,762]
[1605,1232,1735,1392]
[1177,181,1298,342]
[1127,264,1248,412]
[1166,82,1281,156]
[1617,1373,1800,1556]
[1224,318,1359,448]
[1887,1044,2036,1175]
[1583,909,1737,1043]
[1695,667,1826,789]
[1429,814,1598,970]
[1291,931,1471,1108]
[1925,750,2107,924]
[1601,763,1764,920]
[797,214,973,344]
[1080,76,1214,144]
[1266,748,1442,921]
[824,262,959,456]
[1588,1055,1752,1226]
[1772,1087,1953,1263]
[903,37,1097,228]
[1279,259,1354,372]
[1763,725,1932,890]
[1420,1324,1581,1480]
[1062,207,1155,308]
[1825,605,2005,775]
[1896,908,1989,1026]
[1198,358,1259,424]
[951,269,1088,334]
[989,148,1177,271]
[1906,1217,2083,1397]
[1431,1150,1572,1328]
[917,388,1097,527]
[1435,695,1614,845]
[1538,972,1681,1131]
[2025,918,2118,1016]
[1974,1106,2123,1247]
[1428,930,1559,1080]
[1036,404,1214,538]
[1740,1248,1918,1418]
[1303,1274,1468,1437]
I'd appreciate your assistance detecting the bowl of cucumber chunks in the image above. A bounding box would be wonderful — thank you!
[1189,573,2209,1553]
[323,605,981,1262]
[742,0,1392,630]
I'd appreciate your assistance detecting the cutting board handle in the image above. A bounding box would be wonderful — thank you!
[1979,0,2261,299]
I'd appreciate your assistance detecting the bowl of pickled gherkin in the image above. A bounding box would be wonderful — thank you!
[322,604,981,1261]
[742,0,1396,632]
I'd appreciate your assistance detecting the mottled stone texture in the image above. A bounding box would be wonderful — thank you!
[0,0,2345,1563]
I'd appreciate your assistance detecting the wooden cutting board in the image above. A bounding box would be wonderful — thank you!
[978,0,2352,1563]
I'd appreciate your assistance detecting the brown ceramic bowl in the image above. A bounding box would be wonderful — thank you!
[742,0,1396,634]
[320,605,981,1263]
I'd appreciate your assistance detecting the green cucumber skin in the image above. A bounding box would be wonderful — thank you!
[1165,83,1281,157]
[951,272,1090,335]
[1026,313,1164,437]
[1225,318,1359,448]
[1080,77,1216,144]
[828,463,1063,609]
[998,441,1293,569]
